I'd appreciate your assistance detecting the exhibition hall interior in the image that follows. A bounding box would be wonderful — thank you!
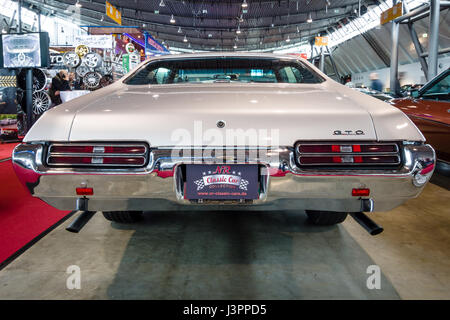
[0,0,449,303]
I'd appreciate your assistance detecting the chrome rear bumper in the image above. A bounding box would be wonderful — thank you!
[12,142,435,212]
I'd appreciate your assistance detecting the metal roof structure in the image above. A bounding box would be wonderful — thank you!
[328,7,450,75]
[16,0,382,50]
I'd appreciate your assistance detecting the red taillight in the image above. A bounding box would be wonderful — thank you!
[47,143,148,167]
[352,188,370,196]
[76,187,93,195]
[51,146,94,153]
[48,156,145,166]
[48,156,92,164]
[296,142,400,167]
[299,155,399,165]
[102,157,145,165]
[50,145,146,154]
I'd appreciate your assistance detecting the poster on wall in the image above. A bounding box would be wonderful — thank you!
[0,32,50,68]
[0,69,18,115]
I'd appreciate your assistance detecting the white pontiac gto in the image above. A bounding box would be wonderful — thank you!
[12,53,435,234]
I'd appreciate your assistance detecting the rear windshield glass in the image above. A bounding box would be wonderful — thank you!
[124,57,324,85]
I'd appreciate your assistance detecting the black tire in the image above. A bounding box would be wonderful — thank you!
[102,211,143,223]
[306,210,348,225]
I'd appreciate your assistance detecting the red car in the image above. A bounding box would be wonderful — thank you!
[390,68,450,164]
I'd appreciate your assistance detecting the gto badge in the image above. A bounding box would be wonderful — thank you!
[333,129,365,135]
[216,120,226,128]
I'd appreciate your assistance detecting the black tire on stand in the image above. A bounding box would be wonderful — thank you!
[305,210,348,225]
[102,211,144,223]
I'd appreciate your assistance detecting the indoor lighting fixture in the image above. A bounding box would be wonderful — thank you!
[188,43,191,48]
[75,0,82,8]
[183,35,188,42]
[100,15,104,21]
[307,12,313,23]
[286,36,290,42]
[236,25,241,34]
[142,23,147,27]
[159,0,165,7]
[233,44,237,49]
[1,28,7,34]
[170,14,176,23]
[241,0,248,8]
[178,27,182,33]
[422,33,428,38]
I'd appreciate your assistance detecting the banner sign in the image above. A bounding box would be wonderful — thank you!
[314,36,328,46]
[380,2,403,25]
[73,35,113,49]
[106,1,122,25]
[185,164,259,200]
[144,32,170,55]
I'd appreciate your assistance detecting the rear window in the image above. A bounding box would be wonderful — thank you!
[124,57,324,85]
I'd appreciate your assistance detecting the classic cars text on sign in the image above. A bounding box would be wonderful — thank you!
[185,165,259,200]
[106,1,122,25]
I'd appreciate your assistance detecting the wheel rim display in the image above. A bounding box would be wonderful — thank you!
[83,72,102,89]
[63,51,81,68]
[76,65,90,78]
[32,91,51,115]
[17,68,47,91]
[83,52,102,68]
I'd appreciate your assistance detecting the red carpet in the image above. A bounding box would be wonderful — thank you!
[0,142,19,161]
[0,160,71,267]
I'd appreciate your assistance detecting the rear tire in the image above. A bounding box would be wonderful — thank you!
[306,210,348,225]
[102,211,143,223]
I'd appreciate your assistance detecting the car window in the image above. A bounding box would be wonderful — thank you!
[124,58,324,85]
[420,72,450,101]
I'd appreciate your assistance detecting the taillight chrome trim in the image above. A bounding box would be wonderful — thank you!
[295,142,401,167]
[46,142,149,168]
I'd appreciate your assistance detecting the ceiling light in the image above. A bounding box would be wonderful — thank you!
[307,12,313,23]
[183,35,188,42]
[159,0,165,7]
[170,14,176,24]
[178,27,182,33]
[188,43,191,48]
[142,23,147,28]
[75,0,82,8]
[236,26,241,34]
[1,28,7,34]
[100,15,104,21]
[233,44,237,49]
[286,36,290,42]
[422,33,428,38]
[154,10,159,14]
[241,0,248,8]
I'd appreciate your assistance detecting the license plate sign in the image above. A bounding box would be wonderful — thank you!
[185,164,259,200]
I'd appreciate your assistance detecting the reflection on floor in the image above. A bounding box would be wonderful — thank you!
[0,176,448,299]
